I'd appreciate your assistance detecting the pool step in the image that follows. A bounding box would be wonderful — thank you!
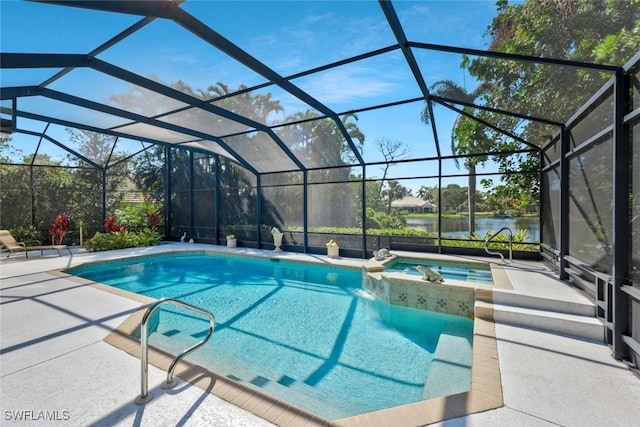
[491,289,595,317]
[475,292,603,342]
[147,329,366,419]
[423,332,472,400]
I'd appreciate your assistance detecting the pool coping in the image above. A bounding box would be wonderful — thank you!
[52,250,505,426]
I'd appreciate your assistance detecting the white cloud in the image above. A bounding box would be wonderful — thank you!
[166,52,198,66]
[296,66,397,105]
[399,4,432,20]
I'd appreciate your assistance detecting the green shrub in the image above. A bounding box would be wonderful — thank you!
[84,229,161,252]
[114,203,162,233]
[442,228,538,251]
[365,208,407,229]
[137,228,163,247]
[10,225,45,244]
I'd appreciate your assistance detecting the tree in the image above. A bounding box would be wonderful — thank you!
[281,111,364,167]
[0,132,119,237]
[423,1,639,233]
[373,137,410,200]
[203,82,284,124]
[279,112,364,228]
[463,0,639,244]
[417,185,436,202]
[594,13,640,65]
[0,154,74,233]
[132,145,165,203]
[354,178,386,227]
[468,0,639,141]
[421,80,489,233]
[440,184,468,213]
[64,129,130,233]
[111,78,369,235]
[113,80,288,235]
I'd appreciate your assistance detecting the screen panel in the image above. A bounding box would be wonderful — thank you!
[568,139,613,273]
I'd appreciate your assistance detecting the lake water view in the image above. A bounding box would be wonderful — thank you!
[406,216,540,241]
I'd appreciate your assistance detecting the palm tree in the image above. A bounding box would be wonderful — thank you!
[279,110,364,167]
[383,179,411,214]
[421,80,488,235]
[115,80,288,232]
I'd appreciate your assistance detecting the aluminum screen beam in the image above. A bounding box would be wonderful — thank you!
[612,70,631,360]
[1,54,305,173]
[431,95,564,129]
[89,58,307,172]
[2,85,256,173]
[0,53,90,69]
[40,16,157,88]
[37,0,364,167]
[0,86,42,99]
[378,0,442,158]
[17,128,103,170]
[38,87,258,174]
[169,7,365,166]
[31,0,181,18]
[12,109,249,171]
[434,100,539,151]
[408,41,623,74]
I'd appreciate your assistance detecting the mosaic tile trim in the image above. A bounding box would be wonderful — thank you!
[363,268,476,318]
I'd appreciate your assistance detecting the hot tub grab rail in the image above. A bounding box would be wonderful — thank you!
[135,298,215,405]
[484,227,513,264]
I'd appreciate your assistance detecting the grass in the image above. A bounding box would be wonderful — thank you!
[405,211,539,219]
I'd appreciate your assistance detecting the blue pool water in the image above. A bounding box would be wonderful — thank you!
[67,252,473,419]
[385,258,494,284]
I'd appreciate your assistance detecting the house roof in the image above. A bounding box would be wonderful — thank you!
[390,197,435,209]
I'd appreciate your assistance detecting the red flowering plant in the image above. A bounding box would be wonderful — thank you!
[146,212,161,230]
[104,216,126,233]
[49,213,70,245]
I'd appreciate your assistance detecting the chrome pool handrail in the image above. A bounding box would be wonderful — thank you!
[484,227,513,263]
[135,298,215,405]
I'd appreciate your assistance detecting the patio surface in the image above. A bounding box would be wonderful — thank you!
[1,244,639,426]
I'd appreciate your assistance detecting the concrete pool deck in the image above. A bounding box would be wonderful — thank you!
[1,244,639,426]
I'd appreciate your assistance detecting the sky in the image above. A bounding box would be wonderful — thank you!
[1,0,504,192]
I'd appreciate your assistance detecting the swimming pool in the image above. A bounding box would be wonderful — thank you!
[385,257,494,285]
[67,252,473,419]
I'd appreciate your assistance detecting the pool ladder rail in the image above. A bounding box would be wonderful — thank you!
[484,227,513,264]
[135,298,215,405]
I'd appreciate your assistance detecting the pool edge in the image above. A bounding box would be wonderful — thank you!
[102,301,333,427]
[331,307,503,426]
[99,296,503,427]
[56,252,504,427]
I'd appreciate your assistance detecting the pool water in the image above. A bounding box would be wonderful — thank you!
[67,252,473,419]
[385,258,494,284]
